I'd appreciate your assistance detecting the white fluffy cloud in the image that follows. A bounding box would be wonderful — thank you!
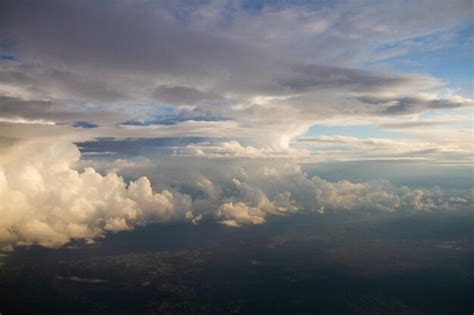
[218,202,267,227]
[311,177,452,213]
[0,140,192,250]
[1,140,471,250]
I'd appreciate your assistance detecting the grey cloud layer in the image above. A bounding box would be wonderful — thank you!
[0,96,115,124]
[1,0,466,109]
[200,0,473,65]
[0,0,471,156]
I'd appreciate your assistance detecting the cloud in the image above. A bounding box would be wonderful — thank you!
[200,0,472,65]
[153,85,221,106]
[1,0,471,154]
[0,1,472,251]
[311,177,446,212]
[378,120,454,129]
[0,140,192,250]
[0,63,129,102]
[0,0,453,104]
[174,141,307,159]
[296,133,473,164]
[0,95,116,126]
[357,95,473,116]
[0,117,55,125]
[298,135,403,147]
[218,202,267,227]
[0,140,471,250]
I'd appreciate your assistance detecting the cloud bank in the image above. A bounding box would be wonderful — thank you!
[1,140,471,250]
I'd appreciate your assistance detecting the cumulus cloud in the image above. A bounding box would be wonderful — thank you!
[311,177,452,212]
[218,202,267,227]
[0,140,192,250]
[0,140,471,250]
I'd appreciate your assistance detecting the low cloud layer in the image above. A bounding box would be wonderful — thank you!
[1,140,471,250]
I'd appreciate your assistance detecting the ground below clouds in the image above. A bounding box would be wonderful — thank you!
[0,212,473,314]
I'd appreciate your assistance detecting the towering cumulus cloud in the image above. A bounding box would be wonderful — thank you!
[0,141,192,250]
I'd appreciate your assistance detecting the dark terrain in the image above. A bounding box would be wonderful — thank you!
[1,212,473,314]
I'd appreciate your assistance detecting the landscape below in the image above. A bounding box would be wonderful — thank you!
[1,212,473,314]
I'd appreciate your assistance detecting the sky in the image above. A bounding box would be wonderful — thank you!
[0,0,473,250]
